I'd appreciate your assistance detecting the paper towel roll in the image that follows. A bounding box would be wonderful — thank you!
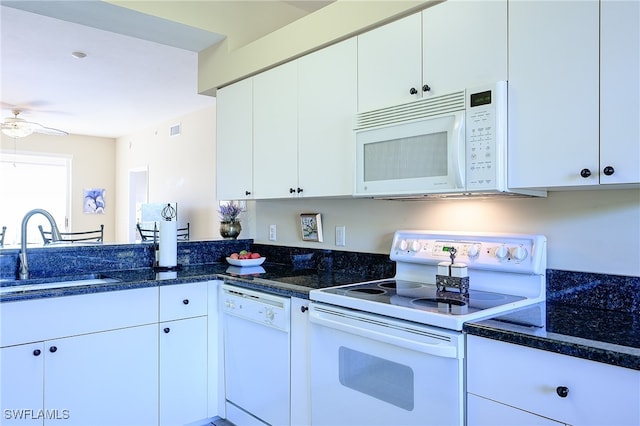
[159,220,177,268]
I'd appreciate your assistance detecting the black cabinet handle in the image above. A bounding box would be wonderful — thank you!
[409,87,418,95]
[164,327,170,334]
[300,305,308,313]
[33,349,41,356]
[183,299,189,305]
[289,188,296,194]
[49,346,57,353]
[422,84,431,92]
[580,168,592,178]
[297,187,303,193]
[245,190,251,196]
[603,166,615,176]
[556,386,569,398]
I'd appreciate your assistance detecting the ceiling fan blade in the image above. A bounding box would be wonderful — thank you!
[32,125,68,136]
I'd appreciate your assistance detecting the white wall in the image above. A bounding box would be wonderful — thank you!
[1,132,116,241]
[252,189,640,277]
[114,105,219,241]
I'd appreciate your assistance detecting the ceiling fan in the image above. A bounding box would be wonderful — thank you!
[1,109,68,138]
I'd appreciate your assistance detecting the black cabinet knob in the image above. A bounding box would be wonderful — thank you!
[409,87,418,95]
[245,190,251,196]
[164,327,170,334]
[422,84,431,92]
[183,299,189,305]
[33,349,41,356]
[556,386,569,398]
[49,346,57,353]
[289,188,296,194]
[297,187,303,193]
[603,166,615,176]
[580,168,592,178]
[300,305,308,313]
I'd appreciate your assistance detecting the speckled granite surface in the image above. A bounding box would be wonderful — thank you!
[0,241,395,301]
[465,270,640,371]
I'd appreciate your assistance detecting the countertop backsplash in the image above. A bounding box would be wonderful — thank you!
[547,269,639,314]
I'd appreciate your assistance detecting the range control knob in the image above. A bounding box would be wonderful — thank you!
[495,245,509,260]
[467,244,481,259]
[410,240,422,252]
[511,246,528,261]
[398,240,409,251]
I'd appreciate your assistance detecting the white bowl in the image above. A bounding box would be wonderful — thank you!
[226,257,266,267]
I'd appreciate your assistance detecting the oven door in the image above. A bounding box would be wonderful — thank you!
[309,302,464,426]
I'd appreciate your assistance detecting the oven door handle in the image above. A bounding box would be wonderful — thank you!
[310,305,459,359]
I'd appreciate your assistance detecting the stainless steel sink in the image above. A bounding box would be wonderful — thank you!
[0,273,120,295]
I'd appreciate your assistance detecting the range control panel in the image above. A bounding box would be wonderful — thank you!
[390,230,546,274]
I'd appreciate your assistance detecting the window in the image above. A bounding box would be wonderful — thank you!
[0,152,70,245]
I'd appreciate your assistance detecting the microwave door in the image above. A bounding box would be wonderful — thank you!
[355,111,465,196]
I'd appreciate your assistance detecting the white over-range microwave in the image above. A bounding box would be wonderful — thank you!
[354,81,546,198]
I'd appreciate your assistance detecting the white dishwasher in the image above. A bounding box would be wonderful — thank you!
[221,283,291,426]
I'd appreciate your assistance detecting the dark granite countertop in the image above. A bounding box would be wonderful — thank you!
[464,302,640,371]
[0,261,387,302]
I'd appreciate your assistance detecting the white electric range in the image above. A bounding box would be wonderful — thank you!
[308,230,546,426]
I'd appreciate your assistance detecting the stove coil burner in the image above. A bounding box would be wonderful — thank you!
[412,297,469,315]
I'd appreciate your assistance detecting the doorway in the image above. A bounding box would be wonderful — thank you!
[128,167,148,242]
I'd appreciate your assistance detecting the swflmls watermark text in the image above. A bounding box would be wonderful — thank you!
[4,409,70,420]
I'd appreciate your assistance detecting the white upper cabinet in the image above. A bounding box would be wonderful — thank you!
[253,60,299,199]
[600,0,640,185]
[298,38,358,198]
[422,0,507,96]
[357,2,507,112]
[357,13,423,112]
[216,78,254,200]
[508,0,638,189]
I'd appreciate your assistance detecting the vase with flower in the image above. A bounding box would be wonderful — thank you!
[218,202,243,239]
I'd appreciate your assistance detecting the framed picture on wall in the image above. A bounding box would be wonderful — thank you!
[300,213,323,242]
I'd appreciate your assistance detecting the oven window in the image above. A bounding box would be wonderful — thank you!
[338,346,414,411]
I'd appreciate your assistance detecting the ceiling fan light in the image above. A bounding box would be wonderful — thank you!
[2,125,34,138]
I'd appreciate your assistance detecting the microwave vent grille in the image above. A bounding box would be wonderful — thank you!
[356,91,465,130]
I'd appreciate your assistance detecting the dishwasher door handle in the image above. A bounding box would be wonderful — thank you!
[309,305,459,359]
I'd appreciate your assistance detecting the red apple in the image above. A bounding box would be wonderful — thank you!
[250,252,261,259]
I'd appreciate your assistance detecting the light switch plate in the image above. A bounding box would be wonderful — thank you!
[335,226,346,247]
[269,224,277,241]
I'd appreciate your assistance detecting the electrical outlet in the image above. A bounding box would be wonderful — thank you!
[335,226,346,247]
[269,224,277,241]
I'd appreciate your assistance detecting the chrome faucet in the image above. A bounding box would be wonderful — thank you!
[19,208,62,280]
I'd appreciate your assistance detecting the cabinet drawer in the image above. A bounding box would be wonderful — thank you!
[159,282,207,321]
[1,287,158,347]
[467,335,640,425]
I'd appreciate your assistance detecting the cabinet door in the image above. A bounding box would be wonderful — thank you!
[467,335,640,426]
[159,317,208,426]
[44,325,158,426]
[298,38,357,198]
[357,13,422,111]
[422,0,507,96]
[1,343,44,426]
[253,60,298,199]
[290,297,310,426]
[216,79,254,200]
[508,1,599,188]
[600,0,640,185]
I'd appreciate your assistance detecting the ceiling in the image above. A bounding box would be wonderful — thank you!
[0,1,332,138]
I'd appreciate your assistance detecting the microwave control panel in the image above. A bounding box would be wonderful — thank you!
[466,81,507,190]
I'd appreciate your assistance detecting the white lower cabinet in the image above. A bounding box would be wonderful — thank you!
[45,325,158,426]
[467,335,640,425]
[159,282,209,426]
[290,297,310,426]
[159,317,208,426]
[1,282,218,426]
